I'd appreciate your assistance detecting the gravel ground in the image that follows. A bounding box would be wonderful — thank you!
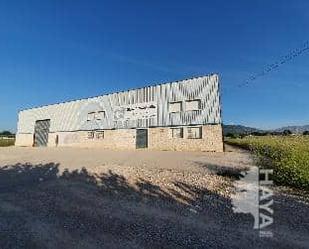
[0,146,308,249]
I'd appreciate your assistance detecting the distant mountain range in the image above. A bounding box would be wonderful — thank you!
[223,124,309,135]
[223,125,263,135]
[274,125,309,134]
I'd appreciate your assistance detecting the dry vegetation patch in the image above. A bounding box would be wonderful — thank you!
[226,136,309,190]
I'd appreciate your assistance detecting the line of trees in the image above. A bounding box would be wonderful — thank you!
[226,129,309,138]
[0,131,15,137]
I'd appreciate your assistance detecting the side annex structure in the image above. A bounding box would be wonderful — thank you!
[16,74,223,152]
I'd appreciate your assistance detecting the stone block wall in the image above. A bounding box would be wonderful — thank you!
[148,124,223,152]
[16,124,223,152]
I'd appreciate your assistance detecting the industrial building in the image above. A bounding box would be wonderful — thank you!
[16,74,223,151]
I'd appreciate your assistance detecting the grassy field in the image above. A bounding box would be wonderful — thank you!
[226,136,309,190]
[0,138,15,147]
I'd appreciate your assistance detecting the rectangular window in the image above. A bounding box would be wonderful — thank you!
[87,112,95,121]
[87,131,94,139]
[169,101,182,113]
[171,128,183,138]
[187,127,202,139]
[95,111,105,120]
[185,99,201,111]
[96,131,104,139]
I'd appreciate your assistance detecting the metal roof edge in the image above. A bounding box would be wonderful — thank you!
[19,73,218,113]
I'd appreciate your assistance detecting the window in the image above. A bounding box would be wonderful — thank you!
[169,101,182,113]
[87,131,94,139]
[96,131,104,139]
[171,128,183,138]
[187,127,202,139]
[87,112,95,121]
[95,111,105,120]
[185,99,201,111]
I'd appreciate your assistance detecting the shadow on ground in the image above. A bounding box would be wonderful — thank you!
[0,163,307,249]
[194,161,249,180]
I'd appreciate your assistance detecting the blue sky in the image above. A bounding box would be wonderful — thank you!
[1,0,309,131]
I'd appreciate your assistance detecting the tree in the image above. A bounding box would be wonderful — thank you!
[283,130,292,136]
[226,133,244,138]
[251,131,268,136]
[0,131,12,136]
[226,133,238,138]
[303,131,309,136]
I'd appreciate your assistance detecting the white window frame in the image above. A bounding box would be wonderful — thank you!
[171,127,183,138]
[169,101,182,113]
[87,131,94,139]
[87,112,95,121]
[95,130,104,139]
[187,126,202,139]
[185,99,201,111]
[95,111,106,120]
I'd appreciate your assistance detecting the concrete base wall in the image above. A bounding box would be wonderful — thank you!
[15,133,33,146]
[15,125,223,152]
[48,129,136,150]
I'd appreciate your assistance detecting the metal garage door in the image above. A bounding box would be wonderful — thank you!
[136,129,148,149]
[34,119,50,147]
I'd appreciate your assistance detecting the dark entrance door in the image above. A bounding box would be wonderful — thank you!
[136,129,148,149]
[34,119,50,147]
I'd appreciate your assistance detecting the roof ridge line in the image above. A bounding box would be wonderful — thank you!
[19,73,218,112]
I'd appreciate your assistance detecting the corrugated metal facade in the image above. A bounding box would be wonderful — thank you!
[17,74,221,134]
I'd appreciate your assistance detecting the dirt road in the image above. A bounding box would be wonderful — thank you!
[0,146,308,248]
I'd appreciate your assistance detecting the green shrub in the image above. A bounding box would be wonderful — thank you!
[226,136,309,190]
[0,139,15,147]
